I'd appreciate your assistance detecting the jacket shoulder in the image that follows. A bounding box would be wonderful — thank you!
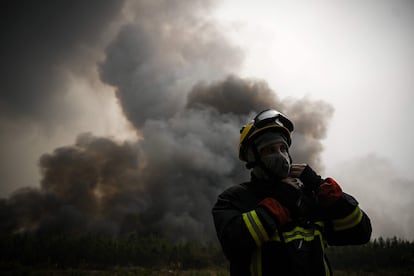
[218,182,250,198]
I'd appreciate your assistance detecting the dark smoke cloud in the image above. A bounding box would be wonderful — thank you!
[0,0,124,120]
[0,0,335,241]
[0,134,145,236]
[0,0,126,196]
[187,75,279,115]
[99,0,242,128]
[0,75,334,240]
[284,97,334,172]
[186,75,334,171]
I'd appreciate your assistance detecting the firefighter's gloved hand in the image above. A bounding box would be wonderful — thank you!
[281,177,318,219]
[281,177,304,190]
[318,177,343,206]
[290,164,324,192]
[278,177,304,210]
[258,198,290,225]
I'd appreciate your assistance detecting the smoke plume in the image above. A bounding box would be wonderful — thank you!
[330,154,414,240]
[0,0,124,121]
[0,0,335,241]
[0,77,334,240]
[0,0,127,196]
[99,0,242,128]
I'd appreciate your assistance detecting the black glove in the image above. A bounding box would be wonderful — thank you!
[277,178,318,219]
[299,165,324,193]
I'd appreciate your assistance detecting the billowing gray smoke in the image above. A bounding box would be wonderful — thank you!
[1,135,143,236]
[187,76,334,171]
[0,0,124,121]
[99,0,242,128]
[0,75,333,240]
[0,0,334,241]
[0,0,126,196]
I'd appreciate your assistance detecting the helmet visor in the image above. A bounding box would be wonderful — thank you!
[254,109,294,132]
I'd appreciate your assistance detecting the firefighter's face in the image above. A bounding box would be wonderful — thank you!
[257,142,291,179]
[259,142,289,160]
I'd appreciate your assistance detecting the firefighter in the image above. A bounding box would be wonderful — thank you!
[212,109,372,275]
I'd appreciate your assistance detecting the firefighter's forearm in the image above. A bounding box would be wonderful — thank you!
[322,193,372,245]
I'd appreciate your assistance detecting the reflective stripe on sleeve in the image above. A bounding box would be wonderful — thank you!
[250,248,262,276]
[242,210,270,247]
[332,206,364,231]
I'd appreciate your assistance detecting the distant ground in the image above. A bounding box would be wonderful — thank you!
[1,268,414,276]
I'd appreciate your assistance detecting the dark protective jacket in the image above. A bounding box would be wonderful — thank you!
[212,174,372,276]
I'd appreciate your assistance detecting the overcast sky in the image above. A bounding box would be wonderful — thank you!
[0,0,413,240]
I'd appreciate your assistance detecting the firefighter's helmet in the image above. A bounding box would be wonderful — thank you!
[238,109,294,162]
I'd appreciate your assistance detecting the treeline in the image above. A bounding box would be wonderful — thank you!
[1,233,413,273]
[327,237,414,272]
[0,233,227,270]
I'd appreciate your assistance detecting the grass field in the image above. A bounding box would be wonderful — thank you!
[0,268,228,276]
[2,267,414,276]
